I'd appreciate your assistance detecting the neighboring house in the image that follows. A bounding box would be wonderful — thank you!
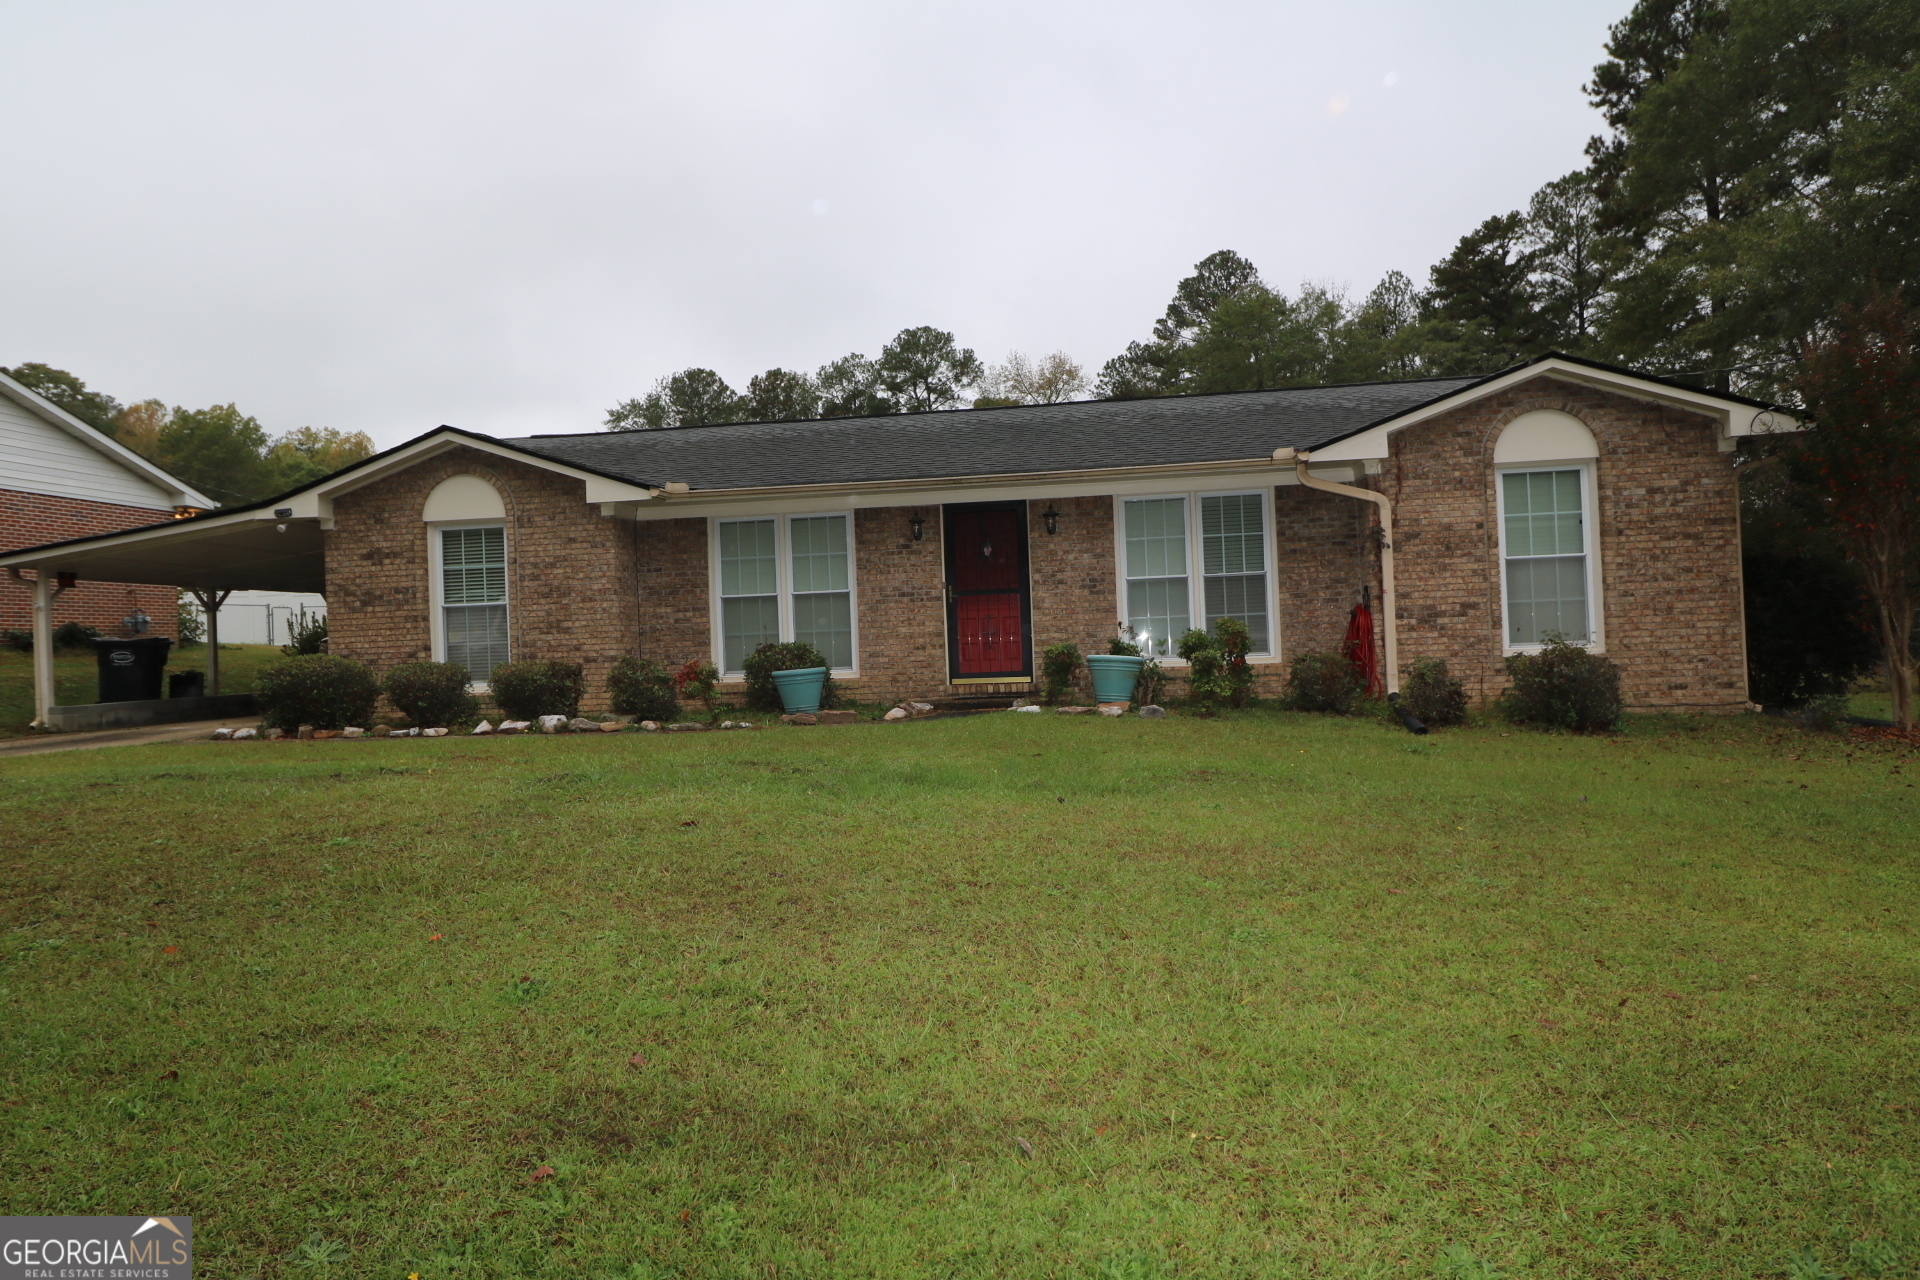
[0,370,213,639]
[0,355,1793,716]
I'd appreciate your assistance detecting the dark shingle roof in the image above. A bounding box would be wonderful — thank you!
[502,375,1486,492]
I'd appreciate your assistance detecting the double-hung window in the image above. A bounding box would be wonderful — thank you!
[1120,491,1273,659]
[439,525,509,681]
[1499,468,1593,646]
[715,514,856,674]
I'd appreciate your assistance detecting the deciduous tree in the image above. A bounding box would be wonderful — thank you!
[1787,297,1920,725]
[2,362,123,432]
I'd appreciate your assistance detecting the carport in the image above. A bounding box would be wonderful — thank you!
[1,505,324,729]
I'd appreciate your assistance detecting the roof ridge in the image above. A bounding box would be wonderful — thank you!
[515,372,1492,441]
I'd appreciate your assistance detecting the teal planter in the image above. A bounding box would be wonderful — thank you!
[1086,654,1147,705]
[771,666,829,714]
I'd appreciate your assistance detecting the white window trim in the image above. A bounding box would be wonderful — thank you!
[427,519,510,689]
[1111,488,1280,665]
[1494,459,1606,655]
[707,511,861,678]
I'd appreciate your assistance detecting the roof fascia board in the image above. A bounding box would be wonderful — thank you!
[290,431,659,518]
[628,455,1316,516]
[0,372,217,508]
[1309,360,1800,463]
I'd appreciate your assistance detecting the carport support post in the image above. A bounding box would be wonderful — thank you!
[191,589,232,694]
[31,568,54,729]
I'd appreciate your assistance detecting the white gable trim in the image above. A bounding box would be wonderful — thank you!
[1307,359,1799,463]
[267,429,660,524]
[0,372,215,508]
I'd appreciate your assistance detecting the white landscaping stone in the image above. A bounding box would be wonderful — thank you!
[265,727,286,740]
[471,720,494,735]
[423,727,449,737]
[884,707,909,721]
[1138,705,1168,719]
[232,727,258,740]
[567,717,598,733]
[498,720,530,735]
[211,727,233,740]
[1098,704,1126,717]
[538,715,569,733]
[909,702,935,716]
[640,720,661,731]
[342,727,365,738]
[598,720,624,732]
[1014,705,1042,714]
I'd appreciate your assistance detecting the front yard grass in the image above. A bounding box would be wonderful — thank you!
[1,709,1915,1278]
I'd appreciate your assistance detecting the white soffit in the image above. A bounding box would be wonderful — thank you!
[1308,362,1800,463]
[422,473,507,521]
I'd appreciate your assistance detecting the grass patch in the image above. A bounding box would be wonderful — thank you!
[0,644,286,738]
[1,709,1916,1278]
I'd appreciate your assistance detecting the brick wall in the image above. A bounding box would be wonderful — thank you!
[326,447,640,712]
[1273,483,1375,666]
[1380,378,1746,710]
[635,516,710,674]
[0,487,180,639]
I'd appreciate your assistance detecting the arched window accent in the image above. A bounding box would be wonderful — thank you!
[424,475,509,683]
[1494,412,1603,650]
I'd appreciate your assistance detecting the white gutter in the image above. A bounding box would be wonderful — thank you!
[1274,448,1401,697]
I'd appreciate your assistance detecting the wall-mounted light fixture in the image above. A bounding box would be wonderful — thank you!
[909,513,925,542]
[1041,506,1062,535]
[54,572,77,594]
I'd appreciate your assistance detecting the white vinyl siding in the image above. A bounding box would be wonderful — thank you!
[1122,491,1274,660]
[1500,468,1592,646]
[440,526,509,679]
[714,514,858,675]
[0,394,177,509]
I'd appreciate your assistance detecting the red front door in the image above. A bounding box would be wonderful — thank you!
[945,503,1032,681]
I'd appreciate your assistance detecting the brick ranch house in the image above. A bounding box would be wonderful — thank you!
[0,355,1794,720]
[1,369,212,640]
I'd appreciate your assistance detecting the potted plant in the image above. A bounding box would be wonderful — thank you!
[1085,624,1148,705]
[743,642,832,715]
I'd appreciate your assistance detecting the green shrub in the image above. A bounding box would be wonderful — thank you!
[1136,658,1168,707]
[1108,625,1142,657]
[1213,617,1256,708]
[383,661,477,727]
[1402,657,1468,727]
[1499,635,1622,732]
[176,592,204,646]
[1284,651,1363,714]
[53,621,99,650]
[1792,692,1850,732]
[674,659,720,717]
[1041,641,1084,704]
[280,612,327,656]
[256,654,381,731]
[608,656,679,721]
[1176,628,1229,712]
[489,660,584,721]
[742,642,835,712]
[2,629,32,653]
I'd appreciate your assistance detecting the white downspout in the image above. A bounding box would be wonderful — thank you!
[1274,449,1401,697]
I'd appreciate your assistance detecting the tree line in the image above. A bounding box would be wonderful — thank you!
[2,362,373,508]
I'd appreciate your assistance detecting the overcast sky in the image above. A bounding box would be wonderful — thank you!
[4,1,1625,449]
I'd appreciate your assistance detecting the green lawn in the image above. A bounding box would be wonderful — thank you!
[0,644,285,737]
[1,709,1915,1279]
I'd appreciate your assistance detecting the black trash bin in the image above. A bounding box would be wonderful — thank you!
[93,636,173,703]
[168,669,205,699]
